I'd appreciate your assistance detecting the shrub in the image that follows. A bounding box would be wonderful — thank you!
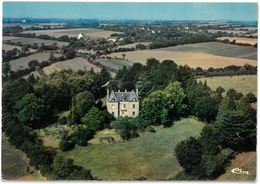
[70,128,95,146]
[59,136,75,151]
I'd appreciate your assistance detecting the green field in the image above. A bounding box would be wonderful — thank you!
[60,118,204,180]
[198,75,257,95]
[161,42,257,60]
[2,134,29,179]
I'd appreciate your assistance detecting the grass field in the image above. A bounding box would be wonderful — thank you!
[160,42,257,60]
[218,152,256,181]
[94,58,133,71]
[197,75,257,95]
[3,44,22,51]
[60,118,205,180]
[217,37,257,46]
[117,42,152,49]
[23,28,122,39]
[2,134,45,180]
[42,57,101,75]
[10,52,62,71]
[3,36,69,47]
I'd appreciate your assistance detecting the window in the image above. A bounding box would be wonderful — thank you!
[133,111,135,116]
[121,111,125,115]
[112,104,115,110]
[133,104,135,108]
[123,104,126,108]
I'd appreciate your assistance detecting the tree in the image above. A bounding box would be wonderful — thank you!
[15,93,46,127]
[70,128,95,146]
[122,53,126,59]
[81,107,105,130]
[244,93,257,103]
[175,137,203,174]
[52,156,94,180]
[111,117,139,140]
[28,60,39,69]
[99,67,111,85]
[74,91,95,119]
[215,96,256,151]
[141,82,186,125]
[59,135,75,151]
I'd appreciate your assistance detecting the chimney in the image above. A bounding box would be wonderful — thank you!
[118,89,120,92]
[136,88,139,97]
[125,89,127,92]
[107,89,109,100]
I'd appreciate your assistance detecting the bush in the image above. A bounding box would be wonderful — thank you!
[59,136,75,151]
[175,137,203,174]
[70,128,95,146]
[146,126,156,133]
[110,117,139,140]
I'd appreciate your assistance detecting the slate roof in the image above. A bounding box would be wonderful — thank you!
[108,90,138,102]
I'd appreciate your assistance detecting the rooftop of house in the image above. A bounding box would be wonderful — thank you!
[107,89,139,102]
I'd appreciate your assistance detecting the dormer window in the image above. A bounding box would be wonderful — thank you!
[133,98,136,101]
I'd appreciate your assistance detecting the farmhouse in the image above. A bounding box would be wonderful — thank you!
[106,89,139,118]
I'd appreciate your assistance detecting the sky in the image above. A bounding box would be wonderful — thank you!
[3,2,258,21]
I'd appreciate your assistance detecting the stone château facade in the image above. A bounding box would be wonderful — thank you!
[106,89,139,118]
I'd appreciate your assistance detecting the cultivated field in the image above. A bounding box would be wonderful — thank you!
[160,42,257,60]
[117,42,151,49]
[94,58,133,71]
[217,37,257,46]
[218,152,256,181]
[60,118,205,180]
[23,28,122,39]
[197,75,257,95]
[10,52,62,71]
[3,36,69,47]
[3,44,22,51]
[109,49,256,69]
[42,57,101,75]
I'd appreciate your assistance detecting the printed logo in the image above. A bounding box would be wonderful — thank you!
[231,168,249,175]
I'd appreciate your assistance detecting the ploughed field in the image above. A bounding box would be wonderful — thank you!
[60,118,204,180]
[22,28,122,39]
[109,42,257,69]
[197,75,257,95]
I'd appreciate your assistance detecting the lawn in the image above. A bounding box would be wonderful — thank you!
[60,118,205,180]
[197,75,257,95]
[218,152,256,181]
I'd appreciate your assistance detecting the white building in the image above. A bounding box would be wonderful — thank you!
[106,89,139,118]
